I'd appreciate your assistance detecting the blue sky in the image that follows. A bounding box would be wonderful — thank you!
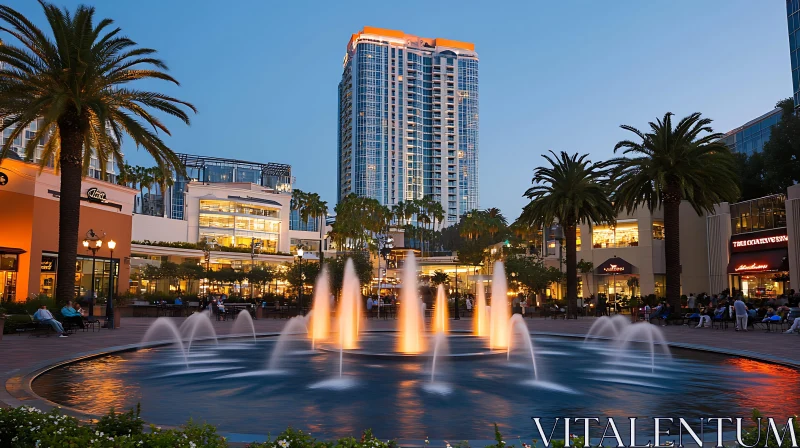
[10,0,793,219]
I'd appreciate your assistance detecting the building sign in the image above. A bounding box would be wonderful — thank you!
[0,172,8,186]
[86,187,108,203]
[732,235,788,249]
[41,256,57,272]
[603,264,626,273]
[730,228,789,253]
[734,263,769,272]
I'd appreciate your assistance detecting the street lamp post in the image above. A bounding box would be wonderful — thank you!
[296,247,304,315]
[453,257,460,320]
[250,238,262,299]
[106,240,116,329]
[82,230,104,318]
[203,238,217,299]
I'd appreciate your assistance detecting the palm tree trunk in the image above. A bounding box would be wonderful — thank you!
[664,182,682,312]
[55,114,84,307]
[565,225,578,319]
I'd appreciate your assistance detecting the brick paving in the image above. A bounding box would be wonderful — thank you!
[1,314,797,409]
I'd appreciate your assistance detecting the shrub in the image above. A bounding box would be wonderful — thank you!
[3,314,33,334]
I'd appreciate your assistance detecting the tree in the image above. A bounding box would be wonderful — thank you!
[326,252,373,298]
[577,259,594,298]
[761,98,800,194]
[612,112,739,311]
[504,255,562,302]
[177,260,204,294]
[430,270,449,287]
[734,151,771,201]
[520,151,616,319]
[283,259,321,297]
[0,3,195,306]
[246,266,276,298]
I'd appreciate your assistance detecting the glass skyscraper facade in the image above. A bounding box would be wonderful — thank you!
[720,108,782,155]
[338,27,479,224]
[789,0,800,107]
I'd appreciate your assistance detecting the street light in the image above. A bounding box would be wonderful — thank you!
[453,256,460,320]
[202,237,218,299]
[296,246,304,315]
[105,239,116,329]
[250,238,263,299]
[82,229,104,317]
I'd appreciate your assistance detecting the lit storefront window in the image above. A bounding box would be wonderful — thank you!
[592,220,639,248]
[198,199,281,253]
[652,220,664,240]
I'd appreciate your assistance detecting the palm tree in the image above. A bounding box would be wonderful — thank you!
[0,2,195,305]
[611,112,739,311]
[520,151,616,318]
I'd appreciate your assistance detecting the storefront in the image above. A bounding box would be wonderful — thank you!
[727,227,789,299]
[595,256,640,301]
[0,159,136,302]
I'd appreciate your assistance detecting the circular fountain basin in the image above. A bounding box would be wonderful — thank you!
[31,331,800,443]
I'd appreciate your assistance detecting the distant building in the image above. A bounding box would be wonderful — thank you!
[338,27,479,225]
[789,0,800,107]
[720,108,782,155]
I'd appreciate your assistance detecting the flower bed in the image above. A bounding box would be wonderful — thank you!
[0,405,396,448]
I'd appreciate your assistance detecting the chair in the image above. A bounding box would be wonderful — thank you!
[84,316,101,332]
[711,310,728,330]
[765,315,785,332]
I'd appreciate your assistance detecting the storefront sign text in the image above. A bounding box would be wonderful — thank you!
[732,235,788,248]
[41,256,57,272]
[603,264,626,273]
[734,263,769,272]
[86,187,107,203]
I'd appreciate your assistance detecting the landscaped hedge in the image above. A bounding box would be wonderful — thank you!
[132,240,292,256]
[0,405,397,448]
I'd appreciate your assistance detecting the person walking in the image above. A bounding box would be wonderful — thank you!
[687,293,696,312]
[734,296,748,331]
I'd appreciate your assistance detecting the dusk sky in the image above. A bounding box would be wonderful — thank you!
[11,0,793,219]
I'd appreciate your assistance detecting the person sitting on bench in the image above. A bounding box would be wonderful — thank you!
[61,301,85,329]
[33,305,69,337]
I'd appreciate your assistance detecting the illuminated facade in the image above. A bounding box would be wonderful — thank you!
[543,205,710,300]
[708,193,794,298]
[0,158,136,302]
[338,27,479,225]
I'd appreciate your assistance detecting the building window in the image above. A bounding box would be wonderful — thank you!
[592,220,639,248]
[652,220,664,240]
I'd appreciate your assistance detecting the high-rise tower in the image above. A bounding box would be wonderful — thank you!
[338,27,478,225]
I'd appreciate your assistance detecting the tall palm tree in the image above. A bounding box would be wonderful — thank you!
[520,151,616,318]
[0,2,195,305]
[611,112,739,311]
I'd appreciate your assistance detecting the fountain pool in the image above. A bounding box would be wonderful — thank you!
[32,331,800,442]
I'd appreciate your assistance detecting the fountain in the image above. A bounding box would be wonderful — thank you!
[507,314,538,381]
[141,317,189,368]
[423,332,451,395]
[231,310,257,343]
[398,252,425,353]
[338,259,362,350]
[181,310,219,352]
[489,262,510,349]
[473,284,489,337]
[44,255,784,443]
[583,314,630,342]
[432,285,449,334]
[266,315,310,372]
[614,322,672,373]
[310,268,332,346]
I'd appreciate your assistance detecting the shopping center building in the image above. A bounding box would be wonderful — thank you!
[0,158,137,302]
[129,154,327,296]
[707,191,797,299]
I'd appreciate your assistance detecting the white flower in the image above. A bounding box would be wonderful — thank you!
[278,438,290,448]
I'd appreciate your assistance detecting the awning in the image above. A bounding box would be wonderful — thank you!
[0,247,26,255]
[596,257,634,275]
[727,249,789,274]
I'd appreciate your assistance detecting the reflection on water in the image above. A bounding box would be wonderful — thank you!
[31,336,800,442]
